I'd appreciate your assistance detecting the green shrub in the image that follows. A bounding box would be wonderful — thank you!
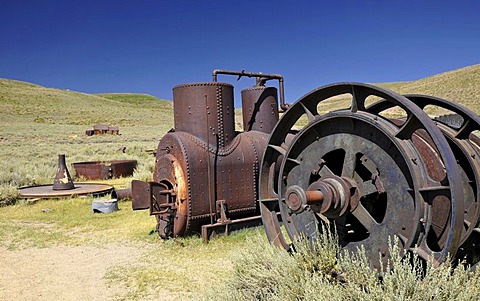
[204,229,480,301]
[0,185,19,206]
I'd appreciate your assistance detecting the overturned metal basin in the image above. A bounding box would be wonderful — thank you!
[73,160,137,180]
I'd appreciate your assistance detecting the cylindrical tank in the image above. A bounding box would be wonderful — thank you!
[173,82,235,148]
[153,129,270,237]
[241,86,279,133]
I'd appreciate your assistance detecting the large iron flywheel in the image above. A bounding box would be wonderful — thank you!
[259,83,467,269]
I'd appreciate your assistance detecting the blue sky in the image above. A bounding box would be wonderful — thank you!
[1,0,479,107]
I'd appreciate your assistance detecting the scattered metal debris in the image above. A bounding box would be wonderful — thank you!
[92,199,118,213]
[18,154,113,199]
[73,160,137,180]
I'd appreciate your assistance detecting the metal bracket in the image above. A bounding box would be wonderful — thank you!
[216,200,229,223]
[201,214,264,243]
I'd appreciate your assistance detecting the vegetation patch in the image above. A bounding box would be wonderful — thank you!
[0,65,479,299]
[203,231,480,301]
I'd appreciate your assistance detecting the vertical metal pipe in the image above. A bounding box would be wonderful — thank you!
[205,93,214,224]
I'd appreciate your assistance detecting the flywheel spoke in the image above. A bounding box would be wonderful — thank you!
[350,203,379,232]
[341,149,357,178]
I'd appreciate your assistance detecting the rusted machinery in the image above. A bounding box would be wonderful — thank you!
[132,70,286,240]
[133,69,480,268]
[259,83,480,269]
[19,154,113,199]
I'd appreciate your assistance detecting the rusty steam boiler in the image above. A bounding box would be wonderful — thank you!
[132,70,286,240]
[133,69,480,269]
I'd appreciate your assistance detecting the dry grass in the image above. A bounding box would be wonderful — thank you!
[204,232,480,301]
[0,80,174,205]
[0,194,261,300]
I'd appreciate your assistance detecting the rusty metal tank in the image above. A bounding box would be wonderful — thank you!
[132,70,282,240]
[173,82,236,148]
[241,86,279,133]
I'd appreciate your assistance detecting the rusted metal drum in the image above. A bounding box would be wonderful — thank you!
[73,160,137,180]
[173,82,235,148]
[241,86,279,133]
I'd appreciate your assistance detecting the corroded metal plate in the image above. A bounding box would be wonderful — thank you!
[19,183,113,199]
[73,160,137,180]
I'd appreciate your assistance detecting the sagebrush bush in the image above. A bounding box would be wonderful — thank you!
[0,184,19,206]
[202,229,480,301]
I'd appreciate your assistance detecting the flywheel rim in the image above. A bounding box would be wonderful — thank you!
[368,94,480,263]
[260,82,464,268]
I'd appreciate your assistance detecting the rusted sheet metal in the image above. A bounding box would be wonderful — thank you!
[19,183,113,199]
[131,180,150,210]
[19,154,113,199]
[73,160,137,180]
[173,82,235,149]
[241,86,279,133]
[133,72,281,240]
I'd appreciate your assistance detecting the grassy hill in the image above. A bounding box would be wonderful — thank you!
[0,63,478,202]
[379,64,479,108]
[314,64,480,116]
[0,80,174,204]
[1,64,478,128]
[0,79,173,126]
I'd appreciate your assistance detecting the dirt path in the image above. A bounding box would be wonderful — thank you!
[0,244,141,301]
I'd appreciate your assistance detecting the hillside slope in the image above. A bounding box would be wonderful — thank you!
[313,64,479,116]
[378,64,479,115]
[1,64,478,127]
[0,79,172,127]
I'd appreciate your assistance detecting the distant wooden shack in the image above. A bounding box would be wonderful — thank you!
[86,124,120,136]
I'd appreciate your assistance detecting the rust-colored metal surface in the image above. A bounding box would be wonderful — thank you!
[53,154,75,190]
[19,183,113,199]
[73,160,137,180]
[132,70,280,241]
[132,69,480,269]
[241,86,279,133]
[258,82,473,270]
[173,82,235,149]
[112,187,132,200]
[20,154,113,199]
